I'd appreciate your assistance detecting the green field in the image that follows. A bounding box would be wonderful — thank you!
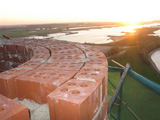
[0,28,60,38]
[0,22,115,39]
[107,27,160,119]
[106,27,160,84]
[108,46,160,83]
[108,70,160,120]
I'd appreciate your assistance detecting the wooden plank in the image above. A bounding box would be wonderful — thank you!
[111,60,125,68]
[107,63,130,113]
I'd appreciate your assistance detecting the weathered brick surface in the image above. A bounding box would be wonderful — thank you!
[0,43,49,99]
[6,44,17,54]
[0,44,6,53]
[26,48,33,58]
[12,54,21,63]
[0,44,34,71]
[0,54,3,61]
[16,45,26,55]
[11,62,20,68]
[0,61,11,70]
[2,54,12,61]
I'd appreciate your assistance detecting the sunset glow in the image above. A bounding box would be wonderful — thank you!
[0,0,160,25]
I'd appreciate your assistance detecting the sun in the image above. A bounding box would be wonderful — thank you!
[120,12,146,26]
[123,18,141,26]
[128,20,139,25]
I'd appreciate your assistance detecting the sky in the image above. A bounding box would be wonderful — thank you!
[0,0,160,25]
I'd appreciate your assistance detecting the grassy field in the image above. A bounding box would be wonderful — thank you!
[0,27,107,39]
[0,28,60,38]
[108,46,160,84]
[108,70,160,120]
[105,27,160,84]
[101,27,160,119]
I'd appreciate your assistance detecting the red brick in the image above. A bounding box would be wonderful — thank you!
[34,49,49,55]
[51,48,83,55]
[31,53,50,61]
[75,44,100,53]
[16,45,26,55]
[2,54,12,61]
[0,94,30,120]
[47,79,101,120]
[6,44,17,54]
[12,55,20,63]
[11,62,20,68]
[0,39,108,119]
[18,60,42,69]
[85,58,108,67]
[0,44,6,53]
[0,61,11,70]
[47,54,85,63]
[74,67,107,82]
[16,69,77,104]
[86,51,106,58]
[49,44,76,52]
[26,48,33,58]
[0,54,2,61]
[37,62,83,71]
[19,56,28,63]
[74,67,108,100]
[18,62,37,69]
[102,93,108,120]
[93,88,108,120]
[0,68,31,98]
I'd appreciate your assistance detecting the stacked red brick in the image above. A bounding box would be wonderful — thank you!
[0,94,30,120]
[48,44,108,120]
[0,43,33,72]
[0,38,108,120]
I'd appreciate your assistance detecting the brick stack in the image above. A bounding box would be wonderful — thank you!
[0,38,108,120]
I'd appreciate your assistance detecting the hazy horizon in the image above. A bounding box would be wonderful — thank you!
[1,20,160,27]
[1,0,160,26]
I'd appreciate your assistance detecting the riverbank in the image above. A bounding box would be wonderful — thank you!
[108,35,127,42]
[99,27,160,84]
[84,35,127,53]
[0,25,114,39]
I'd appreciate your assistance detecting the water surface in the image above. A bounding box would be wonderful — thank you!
[151,50,160,71]
[27,23,160,44]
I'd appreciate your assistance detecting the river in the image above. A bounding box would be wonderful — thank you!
[27,23,160,69]
[151,49,160,71]
[27,23,160,44]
